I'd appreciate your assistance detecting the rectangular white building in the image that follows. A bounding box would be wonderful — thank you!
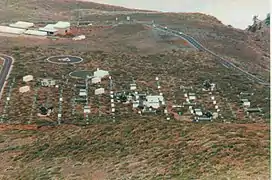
[39,24,58,35]
[0,26,26,34]
[9,21,34,29]
[24,30,47,36]
[19,86,30,93]
[23,75,33,82]
[95,88,105,95]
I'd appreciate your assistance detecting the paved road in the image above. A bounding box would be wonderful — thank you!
[0,54,14,100]
[146,23,270,87]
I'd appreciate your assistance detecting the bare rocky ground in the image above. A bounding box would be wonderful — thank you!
[0,1,270,179]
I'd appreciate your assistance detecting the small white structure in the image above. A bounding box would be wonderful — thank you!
[9,21,34,29]
[211,96,215,100]
[188,93,196,100]
[215,105,219,109]
[73,35,86,41]
[243,101,251,107]
[79,89,87,96]
[93,68,109,78]
[0,26,26,34]
[19,86,30,93]
[112,108,115,113]
[23,75,33,82]
[24,30,47,36]
[212,112,219,119]
[127,16,131,21]
[145,95,164,109]
[213,101,217,105]
[91,77,101,84]
[184,93,188,98]
[130,84,137,90]
[194,109,203,116]
[84,106,91,114]
[95,88,105,95]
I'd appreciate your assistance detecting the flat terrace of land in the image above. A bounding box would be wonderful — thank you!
[0,43,268,125]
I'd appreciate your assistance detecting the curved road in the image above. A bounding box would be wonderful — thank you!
[0,54,14,100]
[144,23,270,87]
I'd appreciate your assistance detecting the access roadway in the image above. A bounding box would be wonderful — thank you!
[0,54,14,100]
[144,23,269,87]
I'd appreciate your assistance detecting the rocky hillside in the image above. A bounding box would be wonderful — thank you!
[246,14,270,53]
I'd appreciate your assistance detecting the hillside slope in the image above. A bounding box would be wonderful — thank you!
[0,1,269,180]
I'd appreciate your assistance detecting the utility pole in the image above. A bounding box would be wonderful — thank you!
[77,2,80,26]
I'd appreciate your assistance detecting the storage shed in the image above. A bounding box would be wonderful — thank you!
[9,21,34,29]
[0,26,26,34]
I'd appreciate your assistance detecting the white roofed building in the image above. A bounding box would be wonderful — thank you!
[53,21,71,35]
[39,24,58,35]
[24,30,47,36]
[0,26,26,34]
[95,88,105,95]
[19,86,30,93]
[94,68,109,78]
[144,95,165,109]
[9,21,34,29]
[23,75,33,82]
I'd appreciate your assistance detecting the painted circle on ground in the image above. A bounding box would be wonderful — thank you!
[46,55,83,64]
[69,70,93,79]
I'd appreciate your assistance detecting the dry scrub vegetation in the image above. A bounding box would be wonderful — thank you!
[0,1,270,179]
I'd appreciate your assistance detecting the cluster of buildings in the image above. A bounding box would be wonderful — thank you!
[0,21,71,37]
[75,68,109,104]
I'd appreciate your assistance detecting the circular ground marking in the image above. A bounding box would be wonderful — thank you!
[46,55,83,64]
[69,70,93,79]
